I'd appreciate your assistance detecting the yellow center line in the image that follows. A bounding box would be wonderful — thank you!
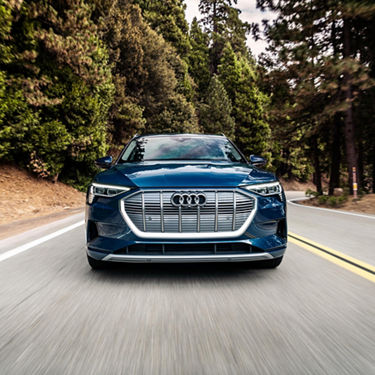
[288,232,375,284]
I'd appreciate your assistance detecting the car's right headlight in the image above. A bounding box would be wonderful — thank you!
[88,183,131,204]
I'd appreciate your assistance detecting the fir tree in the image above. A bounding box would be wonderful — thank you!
[0,0,114,185]
[257,0,375,192]
[134,0,191,58]
[188,18,210,97]
[101,1,198,138]
[199,75,235,138]
[218,44,271,159]
[198,0,249,73]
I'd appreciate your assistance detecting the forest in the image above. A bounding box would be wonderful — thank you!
[0,0,374,195]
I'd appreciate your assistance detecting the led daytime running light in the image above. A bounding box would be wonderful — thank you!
[242,182,282,196]
[88,183,131,203]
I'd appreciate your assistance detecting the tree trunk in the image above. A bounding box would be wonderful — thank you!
[328,114,341,195]
[358,139,364,190]
[329,19,341,196]
[210,0,218,74]
[343,18,359,194]
[312,136,322,195]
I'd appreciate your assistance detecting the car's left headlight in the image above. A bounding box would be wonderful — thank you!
[242,181,282,196]
[88,183,131,203]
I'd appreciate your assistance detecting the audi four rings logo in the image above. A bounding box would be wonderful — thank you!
[171,192,207,207]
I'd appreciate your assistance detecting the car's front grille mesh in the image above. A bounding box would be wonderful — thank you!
[124,190,255,233]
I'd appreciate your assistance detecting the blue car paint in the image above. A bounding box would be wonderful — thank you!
[93,161,276,188]
[86,156,287,261]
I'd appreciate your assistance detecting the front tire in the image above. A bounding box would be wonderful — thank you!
[250,256,283,269]
[87,255,107,270]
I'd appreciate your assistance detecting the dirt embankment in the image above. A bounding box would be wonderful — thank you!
[279,178,316,191]
[0,165,85,226]
[301,194,375,215]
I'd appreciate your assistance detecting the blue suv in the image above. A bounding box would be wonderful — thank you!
[85,134,287,269]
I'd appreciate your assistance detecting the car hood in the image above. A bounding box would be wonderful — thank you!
[94,161,276,188]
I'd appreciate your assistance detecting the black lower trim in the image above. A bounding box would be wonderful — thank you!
[115,243,264,256]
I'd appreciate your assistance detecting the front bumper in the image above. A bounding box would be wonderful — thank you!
[87,248,285,263]
[86,188,287,263]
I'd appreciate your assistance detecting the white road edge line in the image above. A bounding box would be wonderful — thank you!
[0,220,85,263]
[287,198,375,220]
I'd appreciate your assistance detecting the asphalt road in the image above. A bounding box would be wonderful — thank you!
[0,192,374,375]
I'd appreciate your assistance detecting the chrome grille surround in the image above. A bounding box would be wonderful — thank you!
[120,189,257,239]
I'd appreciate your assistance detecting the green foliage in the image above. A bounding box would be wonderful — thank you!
[133,0,196,103]
[199,0,250,73]
[188,18,210,96]
[4,0,348,191]
[101,2,198,140]
[134,0,191,58]
[199,0,235,72]
[27,120,71,178]
[225,6,250,57]
[137,20,199,133]
[199,75,235,137]
[338,195,348,205]
[305,189,319,198]
[99,1,147,144]
[329,195,348,207]
[0,0,12,64]
[316,194,348,207]
[318,195,329,205]
[0,83,38,160]
[327,196,338,207]
[306,185,349,207]
[148,94,199,134]
[257,0,375,192]
[0,0,114,181]
[218,44,271,159]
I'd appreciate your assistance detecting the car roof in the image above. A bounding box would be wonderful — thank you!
[135,134,226,139]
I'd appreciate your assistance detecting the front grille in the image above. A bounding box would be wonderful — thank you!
[116,243,261,255]
[123,190,255,233]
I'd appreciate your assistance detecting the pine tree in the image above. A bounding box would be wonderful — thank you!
[198,0,249,73]
[0,0,114,185]
[199,0,235,73]
[225,6,250,57]
[99,1,147,146]
[218,44,271,159]
[133,0,196,102]
[257,0,375,192]
[101,1,199,138]
[234,58,271,159]
[133,0,191,58]
[199,75,235,137]
[188,18,210,97]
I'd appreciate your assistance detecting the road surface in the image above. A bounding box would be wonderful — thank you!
[0,192,374,375]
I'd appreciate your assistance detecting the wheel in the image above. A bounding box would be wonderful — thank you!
[246,256,283,269]
[257,256,283,268]
[87,255,107,270]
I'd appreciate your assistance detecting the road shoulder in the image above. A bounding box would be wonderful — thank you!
[0,207,84,240]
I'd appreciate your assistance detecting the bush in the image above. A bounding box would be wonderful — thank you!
[317,194,348,207]
[318,195,329,204]
[338,195,348,205]
[328,196,338,207]
[306,188,320,198]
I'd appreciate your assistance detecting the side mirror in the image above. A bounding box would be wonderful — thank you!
[249,154,266,167]
[95,156,112,169]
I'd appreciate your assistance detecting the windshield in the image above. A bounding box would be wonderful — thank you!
[120,136,245,163]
